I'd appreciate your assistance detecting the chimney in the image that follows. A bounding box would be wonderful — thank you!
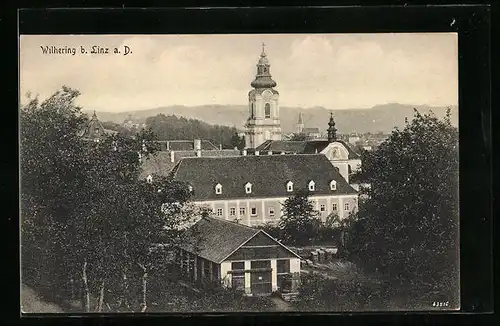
[234,146,238,150]
[255,150,260,156]
[268,151,273,155]
[196,150,201,157]
[242,149,247,156]
[281,152,285,155]
[166,141,170,151]
[170,151,175,163]
[194,139,201,151]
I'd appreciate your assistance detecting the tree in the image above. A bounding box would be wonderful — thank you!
[279,190,321,246]
[230,132,245,150]
[20,87,199,313]
[346,109,459,304]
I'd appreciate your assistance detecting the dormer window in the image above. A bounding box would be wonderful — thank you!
[188,185,193,193]
[146,175,153,183]
[286,181,294,192]
[330,180,337,191]
[245,182,253,194]
[308,180,315,192]
[215,183,222,194]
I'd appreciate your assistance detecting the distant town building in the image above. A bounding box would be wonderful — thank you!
[167,154,358,227]
[79,111,115,142]
[245,44,282,149]
[176,216,301,296]
[295,113,322,139]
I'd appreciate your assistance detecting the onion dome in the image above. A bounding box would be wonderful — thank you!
[327,112,338,143]
[251,43,277,89]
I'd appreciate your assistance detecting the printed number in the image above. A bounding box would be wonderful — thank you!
[432,301,449,307]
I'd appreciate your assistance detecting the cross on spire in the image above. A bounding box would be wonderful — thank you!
[261,42,266,56]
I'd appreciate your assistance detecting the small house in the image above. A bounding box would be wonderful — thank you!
[176,216,301,296]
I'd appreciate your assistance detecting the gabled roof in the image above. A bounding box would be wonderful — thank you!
[303,140,361,159]
[172,154,357,201]
[140,149,241,179]
[80,111,107,140]
[178,216,300,263]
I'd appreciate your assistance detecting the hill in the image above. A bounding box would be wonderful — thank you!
[88,103,458,134]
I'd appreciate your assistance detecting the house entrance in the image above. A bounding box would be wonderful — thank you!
[250,260,272,295]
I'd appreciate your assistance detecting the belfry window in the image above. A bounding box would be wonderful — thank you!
[250,102,255,118]
[265,103,271,118]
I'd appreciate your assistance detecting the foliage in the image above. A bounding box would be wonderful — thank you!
[20,87,198,313]
[295,271,386,311]
[345,109,459,303]
[145,114,241,149]
[230,132,245,150]
[101,121,136,138]
[279,189,322,246]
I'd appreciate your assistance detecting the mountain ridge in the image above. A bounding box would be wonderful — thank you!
[86,103,458,134]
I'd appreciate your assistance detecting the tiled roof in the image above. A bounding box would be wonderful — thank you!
[255,140,307,153]
[178,216,260,263]
[158,140,219,151]
[256,140,361,159]
[172,154,357,201]
[140,149,241,179]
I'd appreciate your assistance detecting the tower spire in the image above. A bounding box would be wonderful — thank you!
[261,42,266,56]
[327,111,337,143]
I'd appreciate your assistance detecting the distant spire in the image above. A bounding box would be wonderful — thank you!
[92,110,97,119]
[298,112,303,124]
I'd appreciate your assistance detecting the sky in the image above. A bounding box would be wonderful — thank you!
[20,33,458,112]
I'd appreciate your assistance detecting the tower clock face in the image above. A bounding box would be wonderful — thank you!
[262,90,273,101]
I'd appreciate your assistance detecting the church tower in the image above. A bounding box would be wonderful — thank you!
[245,43,282,149]
[327,112,338,143]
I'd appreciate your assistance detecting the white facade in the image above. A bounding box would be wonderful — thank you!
[245,89,282,149]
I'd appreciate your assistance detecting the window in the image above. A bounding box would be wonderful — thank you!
[245,182,252,194]
[251,207,257,216]
[240,207,246,215]
[269,206,275,217]
[330,180,337,191]
[146,175,153,183]
[250,102,255,118]
[286,181,293,192]
[215,183,222,194]
[230,208,236,216]
[308,180,315,191]
[332,203,338,211]
[265,103,271,118]
[231,262,245,291]
[277,260,290,274]
[217,208,223,216]
[320,204,326,212]
[344,203,350,211]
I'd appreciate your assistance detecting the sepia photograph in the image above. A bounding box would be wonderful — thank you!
[19,32,460,313]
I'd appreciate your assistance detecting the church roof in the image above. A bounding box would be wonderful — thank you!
[255,140,361,159]
[171,154,357,201]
